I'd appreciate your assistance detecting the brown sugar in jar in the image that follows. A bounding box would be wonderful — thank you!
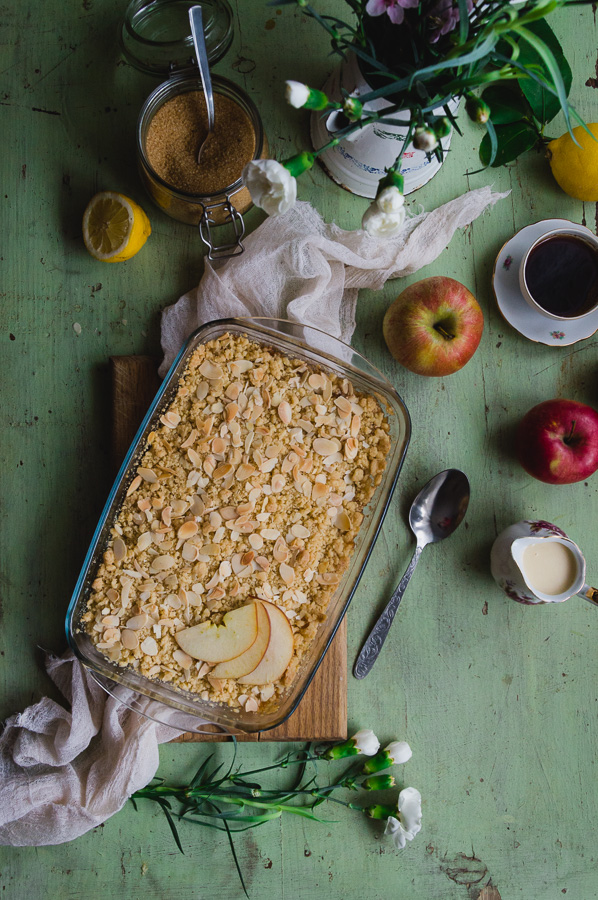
[145,91,256,195]
[137,75,266,226]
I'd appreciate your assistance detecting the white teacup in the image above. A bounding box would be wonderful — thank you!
[519,226,598,321]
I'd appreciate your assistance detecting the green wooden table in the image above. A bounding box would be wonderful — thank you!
[2,2,598,897]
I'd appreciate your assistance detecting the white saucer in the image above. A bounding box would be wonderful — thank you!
[492,218,598,346]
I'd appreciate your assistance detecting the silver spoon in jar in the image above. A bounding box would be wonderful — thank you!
[189,4,214,165]
[353,468,470,679]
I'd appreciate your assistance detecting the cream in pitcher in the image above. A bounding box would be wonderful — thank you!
[491,519,598,606]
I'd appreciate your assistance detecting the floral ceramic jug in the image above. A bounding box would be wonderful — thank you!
[490,519,598,606]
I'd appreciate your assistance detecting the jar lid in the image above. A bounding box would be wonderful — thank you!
[120,0,234,76]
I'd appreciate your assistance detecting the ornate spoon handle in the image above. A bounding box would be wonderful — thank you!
[353,544,424,680]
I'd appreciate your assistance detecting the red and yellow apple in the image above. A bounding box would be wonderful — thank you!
[516,398,598,485]
[383,276,484,376]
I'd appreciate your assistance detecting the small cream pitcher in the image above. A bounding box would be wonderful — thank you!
[491,519,598,606]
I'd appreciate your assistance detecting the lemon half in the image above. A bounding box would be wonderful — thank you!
[547,124,598,202]
[82,191,151,262]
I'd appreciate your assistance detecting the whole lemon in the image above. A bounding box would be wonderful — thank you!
[547,124,598,201]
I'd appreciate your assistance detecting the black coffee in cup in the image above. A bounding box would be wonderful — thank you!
[524,234,598,317]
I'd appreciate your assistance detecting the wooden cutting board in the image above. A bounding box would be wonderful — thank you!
[110,355,347,742]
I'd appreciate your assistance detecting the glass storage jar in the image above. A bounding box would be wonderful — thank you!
[137,73,266,257]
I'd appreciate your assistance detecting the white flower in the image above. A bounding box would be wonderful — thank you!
[285,80,310,109]
[362,203,406,239]
[352,728,380,756]
[385,740,412,765]
[384,787,422,850]
[243,159,297,217]
[376,186,405,215]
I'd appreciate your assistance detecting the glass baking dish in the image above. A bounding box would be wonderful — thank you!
[65,317,410,734]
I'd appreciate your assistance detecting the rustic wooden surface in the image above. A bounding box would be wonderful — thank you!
[110,355,347,743]
[2,1,598,897]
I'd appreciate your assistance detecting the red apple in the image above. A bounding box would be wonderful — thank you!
[383,276,484,376]
[516,399,598,484]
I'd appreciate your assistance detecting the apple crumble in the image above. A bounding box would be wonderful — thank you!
[81,332,390,714]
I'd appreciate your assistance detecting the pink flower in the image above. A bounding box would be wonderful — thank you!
[366,0,419,26]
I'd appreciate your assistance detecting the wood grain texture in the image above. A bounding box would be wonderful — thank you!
[110,355,347,743]
[2,1,598,897]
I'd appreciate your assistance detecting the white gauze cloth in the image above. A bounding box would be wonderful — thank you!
[160,188,509,375]
[0,651,180,846]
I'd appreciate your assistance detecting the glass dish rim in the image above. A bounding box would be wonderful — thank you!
[65,316,411,733]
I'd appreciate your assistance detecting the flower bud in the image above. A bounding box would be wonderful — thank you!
[465,95,490,124]
[343,96,363,121]
[282,151,315,177]
[363,773,396,791]
[323,728,380,760]
[413,127,438,152]
[364,803,396,820]
[378,170,404,195]
[285,80,329,111]
[362,740,412,774]
[434,117,452,139]
[375,185,404,214]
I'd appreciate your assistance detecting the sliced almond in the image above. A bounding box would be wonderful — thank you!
[249,533,264,550]
[312,438,338,456]
[121,629,139,650]
[161,411,181,428]
[188,447,202,468]
[261,528,280,541]
[245,696,259,713]
[278,400,292,425]
[316,572,340,585]
[229,359,253,376]
[226,382,241,400]
[273,537,289,563]
[190,494,205,517]
[125,613,150,631]
[241,550,255,567]
[178,520,198,540]
[291,523,310,539]
[212,436,226,455]
[173,648,194,669]
[113,538,127,562]
[150,554,176,572]
[213,463,233,481]
[196,381,209,401]
[334,510,351,531]
[271,474,286,493]
[334,396,352,417]
[280,562,295,585]
[140,637,158,656]
[199,360,224,381]
[137,532,153,552]
[236,463,256,481]
[225,402,239,423]
[345,437,358,460]
[126,475,142,497]
[255,556,270,571]
[137,467,158,484]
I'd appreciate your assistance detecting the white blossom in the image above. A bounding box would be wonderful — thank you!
[376,186,405,215]
[361,203,406,238]
[352,728,380,756]
[243,159,297,217]
[385,740,412,765]
[285,80,310,108]
[384,787,422,850]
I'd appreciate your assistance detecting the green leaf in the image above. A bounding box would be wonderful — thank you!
[157,800,185,855]
[482,86,532,125]
[479,121,538,167]
[516,19,572,123]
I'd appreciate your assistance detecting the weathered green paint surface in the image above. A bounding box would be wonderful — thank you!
[2,2,598,897]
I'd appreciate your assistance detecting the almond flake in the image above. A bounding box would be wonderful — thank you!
[213,463,233,480]
[188,447,202,467]
[174,648,193,669]
[261,528,280,541]
[271,474,285,493]
[236,463,256,481]
[137,532,153,552]
[291,523,310,539]
[345,437,358,460]
[312,438,338,456]
[280,562,295,585]
[249,533,264,550]
[225,402,239,423]
[125,613,150,630]
[230,359,253,376]
[113,538,127,562]
[278,400,292,425]
[126,475,142,497]
[334,511,351,531]
[121,629,139,650]
[140,637,159,656]
[178,520,198,540]
[196,381,209,401]
[199,360,224,381]
[138,467,158,484]
[245,697,259,712]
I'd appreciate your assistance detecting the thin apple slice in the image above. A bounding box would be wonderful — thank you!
[175,602,258,663]
[237,600,294,685]
[210,600,271,678]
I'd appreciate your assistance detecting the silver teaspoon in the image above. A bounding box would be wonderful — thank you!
[189,5,214,165]
[353,468,470,679]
